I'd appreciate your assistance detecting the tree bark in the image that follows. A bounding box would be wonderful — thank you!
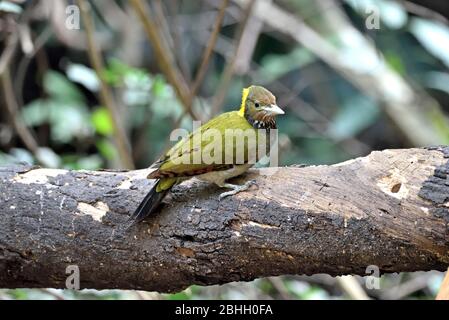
[0,147,448,292]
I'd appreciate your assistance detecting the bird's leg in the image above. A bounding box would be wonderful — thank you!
[196,164,256,200]
[219,180,256,199]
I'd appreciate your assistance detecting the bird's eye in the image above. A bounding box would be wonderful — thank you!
[255,102,260,108]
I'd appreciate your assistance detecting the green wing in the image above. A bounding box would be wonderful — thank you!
[148,111,263,179]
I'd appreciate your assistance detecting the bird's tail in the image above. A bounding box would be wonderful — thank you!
[128,178,174,225]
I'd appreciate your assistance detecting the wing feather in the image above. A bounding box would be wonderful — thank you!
[148,111,259,179]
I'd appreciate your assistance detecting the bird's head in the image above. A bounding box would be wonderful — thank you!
[238,86,284,127]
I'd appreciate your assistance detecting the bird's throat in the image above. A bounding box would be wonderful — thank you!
[244,109,277,130]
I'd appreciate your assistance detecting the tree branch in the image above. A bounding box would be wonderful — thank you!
[0,67,39,155]
[77,0,135,170]
[211,0,255,116]
[191,0,229,98]
[129,0,198,120]
[0,147,448,292]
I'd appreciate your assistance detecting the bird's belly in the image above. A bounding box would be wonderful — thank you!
[196,164,252,186]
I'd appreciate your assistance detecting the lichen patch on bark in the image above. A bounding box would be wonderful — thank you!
[77,201,109,222]
[13,168,68,185]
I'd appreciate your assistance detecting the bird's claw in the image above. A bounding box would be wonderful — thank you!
[219,190,235,200]
[219,180,257,200]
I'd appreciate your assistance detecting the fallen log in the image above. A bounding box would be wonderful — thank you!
[0,147,448,292]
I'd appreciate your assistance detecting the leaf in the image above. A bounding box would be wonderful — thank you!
[96,138,117,161]
[377,0,408,29]
[0,151,16,165]
[102,59,132,85]
[36,147,61,168]
[66,63,100,92]
[48,101,92,143]
[152,75,168,97]
[0,1,22,14]
[77,155,103,170]
[123,89,151,106]
[10,148,33,165]
[60,154,79,169]
[166,291,191,300]
[385,51,406,75]
[23,98,93,143]
[22,99,50,126]
[103,59,154,106]
[284,279,311,299]
[92,107,114,136]
[43,71,85,103]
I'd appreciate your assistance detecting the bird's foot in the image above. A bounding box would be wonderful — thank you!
[219,180,257,200]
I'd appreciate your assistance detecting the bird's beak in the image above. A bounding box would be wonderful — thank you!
[265,104,285,115]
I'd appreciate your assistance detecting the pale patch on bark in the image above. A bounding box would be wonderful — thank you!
[117,169,154,189]
[13,169,68,184]
[77,201,109,222]
[244,221,279,229]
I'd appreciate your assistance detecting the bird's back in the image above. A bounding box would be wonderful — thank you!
[148,111,263,179]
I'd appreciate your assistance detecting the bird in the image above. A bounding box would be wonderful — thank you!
[129,85,284,224]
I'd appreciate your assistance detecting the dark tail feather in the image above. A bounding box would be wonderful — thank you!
[128,180,169,225]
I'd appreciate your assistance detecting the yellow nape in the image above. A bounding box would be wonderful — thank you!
[238,87,250,117]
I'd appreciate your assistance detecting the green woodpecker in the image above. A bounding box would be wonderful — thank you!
[129,85,284,223]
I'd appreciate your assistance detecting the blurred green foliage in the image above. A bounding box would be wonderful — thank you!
[1,0,448,300]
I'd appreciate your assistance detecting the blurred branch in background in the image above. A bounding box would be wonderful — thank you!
[77,0,134,169]
[190,23,371,157]
[191,0,229,99]
[336,276,370,300]
[234,0,449,146]
[48,0,113,51]
[380,272,437,300]
[263,75,371,156]
[0,5,56,167]
[14,26,52,107]
[403,1,449,25]
[211,0,255,116]
[129,0,198,120]
[0,22,18,75]
[0,68,39,156]
[232,0,268,75]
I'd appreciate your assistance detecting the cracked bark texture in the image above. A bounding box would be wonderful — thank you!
[0,147,448,292]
